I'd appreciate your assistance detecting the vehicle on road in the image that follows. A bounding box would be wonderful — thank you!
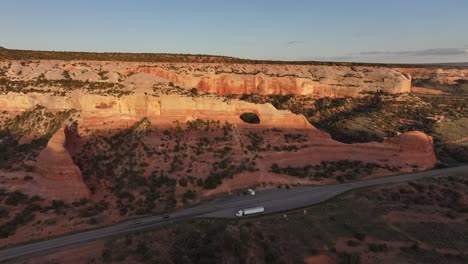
[235,206,264,217]
[133,221,143,225]
[248,188,256,195]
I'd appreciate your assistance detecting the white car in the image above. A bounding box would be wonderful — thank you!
[247,188,255,195]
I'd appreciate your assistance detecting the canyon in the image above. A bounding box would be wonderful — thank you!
[1,54,466,248]
[0,59,442,203]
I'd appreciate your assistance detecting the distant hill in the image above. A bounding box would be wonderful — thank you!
[0,48,466,68]
[0,46,6,50]
[432,62,468,67]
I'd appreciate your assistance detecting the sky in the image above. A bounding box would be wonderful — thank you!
[1,0,467,63]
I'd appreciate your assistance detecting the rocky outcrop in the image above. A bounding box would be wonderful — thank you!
[264,130,437,173]
[1,60,411,97]
[0,91,321,132]
[138,65,411,96]
[35,127,90,201]
[395,67,468,85]
[383,131,437,169]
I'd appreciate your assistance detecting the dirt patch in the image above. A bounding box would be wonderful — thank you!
[203,171,315,196]
[13,240,104,264]
[304,254,337,264]
[411,86,449,95]
[383,211,464,224]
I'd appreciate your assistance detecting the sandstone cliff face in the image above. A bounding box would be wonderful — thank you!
[264,130,437,173]
[395,67,468,85]
[1,60,411,97]
[0,91,320,131]
[35,127,90,201]
[138,65,411,96]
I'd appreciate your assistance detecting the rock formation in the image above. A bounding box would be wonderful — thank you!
[35,127,90,201]
[0,58,447,202]
[395,67,468,85]
[1,60,411,97]
[0,91,321,131]
[137,65,411,96]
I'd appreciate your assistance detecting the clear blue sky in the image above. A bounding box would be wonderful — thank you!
[1,0,467,63]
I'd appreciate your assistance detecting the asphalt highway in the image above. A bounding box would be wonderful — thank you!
[0,165,466,262]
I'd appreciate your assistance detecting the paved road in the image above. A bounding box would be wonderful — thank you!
[1,165,467,262]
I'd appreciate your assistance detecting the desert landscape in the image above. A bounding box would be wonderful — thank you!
[0,47,467,263]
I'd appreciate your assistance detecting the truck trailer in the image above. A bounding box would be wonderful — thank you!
[235,206,265,217]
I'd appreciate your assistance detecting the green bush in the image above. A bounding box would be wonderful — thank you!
[0,208,9,219]
[347,240,360,247]
[368,243,388,252]
[354,232,366,241]
[87,218,98,225]
[183,190,197,200]
[178,178,188,187]
[338,252,360,264]
[5,191,28,206]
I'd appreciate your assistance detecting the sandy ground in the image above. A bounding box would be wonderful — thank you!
[12,240,104,264]
[383,211,465,224]
[410,86,449,95]
[304,254,338,264]
[446,136,468,144]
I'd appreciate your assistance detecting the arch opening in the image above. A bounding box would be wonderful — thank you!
[239,112,260,124]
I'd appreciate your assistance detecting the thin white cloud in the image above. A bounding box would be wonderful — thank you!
[359,48,468,57]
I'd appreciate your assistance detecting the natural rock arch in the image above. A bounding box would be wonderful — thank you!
[239,112,260,124]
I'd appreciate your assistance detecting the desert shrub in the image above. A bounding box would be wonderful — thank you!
[203,175,222,189]
[197,179,204,187]
[0,223,15,238]
[178,178,188,187]
[347,240,360,247]
[183,190,197,201]
[0,208,9,218]
[368,243,388,252]
[338,252,360,264]
[190,88,199,95]
[284,133,308,143]
[51,200,65,209]
[101,249,112,262]
[87,217,98,225]
[354,232,366,241]
[5,191,28,206]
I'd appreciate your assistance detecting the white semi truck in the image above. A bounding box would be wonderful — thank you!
[235,206,265,217]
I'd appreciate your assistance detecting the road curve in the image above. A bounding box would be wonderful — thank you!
[1,165,467,262]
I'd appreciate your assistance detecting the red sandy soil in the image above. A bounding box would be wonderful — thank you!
[304,254,338,264]
[335,236,411,254]
[12,240,104,264]
[383,211,465,224]
[203,171,320,196]
[0,121,437,248]
[446,136,468,144]
[410,86,448,95]
[335,236,415,264]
